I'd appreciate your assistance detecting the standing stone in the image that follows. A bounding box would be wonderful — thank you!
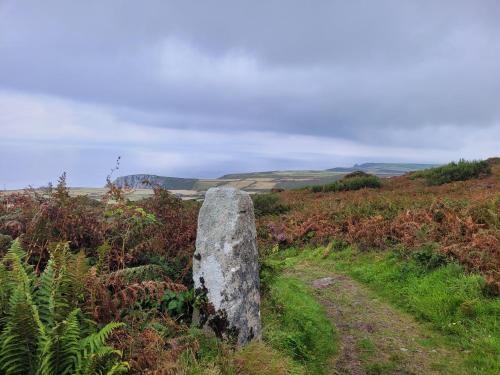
[193,186,261,345]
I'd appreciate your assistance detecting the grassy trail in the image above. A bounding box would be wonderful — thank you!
[287,261,468,375]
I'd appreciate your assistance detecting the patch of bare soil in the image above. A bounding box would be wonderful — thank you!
[288,263,466,375]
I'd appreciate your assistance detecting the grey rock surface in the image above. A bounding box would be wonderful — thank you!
[312,277,335,289]
[193,186,261,345]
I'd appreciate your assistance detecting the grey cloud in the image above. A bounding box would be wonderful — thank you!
[0,0,499,187]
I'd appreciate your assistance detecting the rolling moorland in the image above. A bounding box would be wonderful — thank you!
[2,163,438,201]
[0,158,498,374]
[112,163,440,200]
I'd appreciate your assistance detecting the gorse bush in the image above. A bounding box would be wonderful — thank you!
[252,194,289,217]
[310,175,381,193]
[411,159,491,185]
[0,240,128,375]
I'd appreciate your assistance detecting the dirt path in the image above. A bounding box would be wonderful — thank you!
[288,262,466,375]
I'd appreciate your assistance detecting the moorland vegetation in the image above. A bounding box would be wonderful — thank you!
[0,158,498,374]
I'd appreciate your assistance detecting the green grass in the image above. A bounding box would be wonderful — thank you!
[411,159,491,185]
[310,175,382,193]
[261,268,337,374]
[274,246,500,374]
[347,258,499,373]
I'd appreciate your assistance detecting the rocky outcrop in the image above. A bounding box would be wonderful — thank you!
[193,186,261,346]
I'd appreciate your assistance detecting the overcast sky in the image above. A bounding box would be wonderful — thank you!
[1,0,499,188]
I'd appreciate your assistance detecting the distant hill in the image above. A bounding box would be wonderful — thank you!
[220,163,438,180]
[112,162,439,198]
[113,174,198,189]
[327,162,439,175]
[218,170,332,179]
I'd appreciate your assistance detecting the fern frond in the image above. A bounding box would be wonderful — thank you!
[67,250,89,305]
[37,308,82,375]
[106,361,130,375]
[0,287,38,375]
[80,322,124,356]
[4,239,27,263]
[2,243,52,375]
[2,240,36,301]
[35,258,56,328]
[1,241,126,375]
[81,346,123,375]
[0,263,10,328]
[58,309,82,374]
[78,322,125,375]
[35,243,76,328]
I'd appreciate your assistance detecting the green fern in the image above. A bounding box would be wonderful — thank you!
[0,263,9,327]
[0,240,129,375]
[4,240,27,262]
[78,324,127,375]
[35,243,73,328]
[0,288,39,374]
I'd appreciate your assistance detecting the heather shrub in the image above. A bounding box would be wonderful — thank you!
[343,170,370,179]
[252,193,289,217]
[411,159,491,185]
[310,175,381,193]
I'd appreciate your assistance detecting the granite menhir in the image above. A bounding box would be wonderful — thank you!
[193,186,261,345]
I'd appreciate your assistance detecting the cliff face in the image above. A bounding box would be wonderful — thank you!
[113,174,162,188]
[113,175,198,189]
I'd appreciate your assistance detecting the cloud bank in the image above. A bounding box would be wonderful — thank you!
[1,0,499,187]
